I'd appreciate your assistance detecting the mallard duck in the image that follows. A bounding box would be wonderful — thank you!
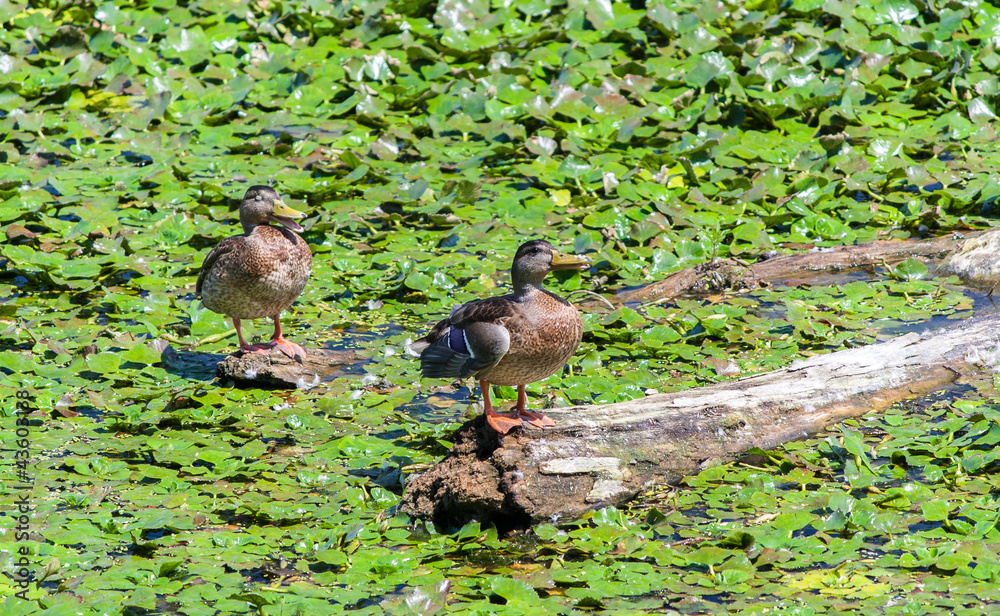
[410,240,590,435]
[196,185,313,361]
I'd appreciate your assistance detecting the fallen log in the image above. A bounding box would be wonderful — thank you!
[400,314,999,528]
[619,230,980,303]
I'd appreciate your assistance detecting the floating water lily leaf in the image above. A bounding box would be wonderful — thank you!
[890,257,929,280]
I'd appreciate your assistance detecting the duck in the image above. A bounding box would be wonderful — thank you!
[410,239,590,435]
[196,185,313,361]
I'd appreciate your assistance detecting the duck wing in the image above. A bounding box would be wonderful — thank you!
[196,236,243,294]
[414,297,517,379]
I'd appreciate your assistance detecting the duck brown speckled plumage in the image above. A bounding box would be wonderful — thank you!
[410,240,590,435]
[196,185,313,361]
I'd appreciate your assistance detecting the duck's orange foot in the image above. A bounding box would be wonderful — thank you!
[519,409,556,429]
[239,343,272,355]
[486,409,522,435]
[271,337,307,362]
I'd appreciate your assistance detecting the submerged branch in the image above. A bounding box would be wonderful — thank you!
[619,231,980,304]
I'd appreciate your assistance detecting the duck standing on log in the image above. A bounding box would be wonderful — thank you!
[197,185,313,361]
[410,240,590,435]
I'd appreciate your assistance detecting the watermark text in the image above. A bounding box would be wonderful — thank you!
[12,389,34,600]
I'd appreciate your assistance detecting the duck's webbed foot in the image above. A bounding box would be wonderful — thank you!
[486,409,522,435]
[240,343,273,355]
[271,336,307,362]
[518,409,555,429]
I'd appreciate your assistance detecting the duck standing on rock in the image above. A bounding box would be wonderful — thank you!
[197,185,313,361]
[410,240,590,435]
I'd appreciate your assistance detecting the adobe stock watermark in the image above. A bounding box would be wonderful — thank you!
[11,388,34,600]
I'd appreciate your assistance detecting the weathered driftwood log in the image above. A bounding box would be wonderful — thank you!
[215,348,360,388]
[400,314,1000,527]
[619,230,980,303]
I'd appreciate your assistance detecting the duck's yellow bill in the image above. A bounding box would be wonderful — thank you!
[272,199,305,219]
[550,250,591,271]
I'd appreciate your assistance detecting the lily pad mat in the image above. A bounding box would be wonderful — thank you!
[2,0,1000,613]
